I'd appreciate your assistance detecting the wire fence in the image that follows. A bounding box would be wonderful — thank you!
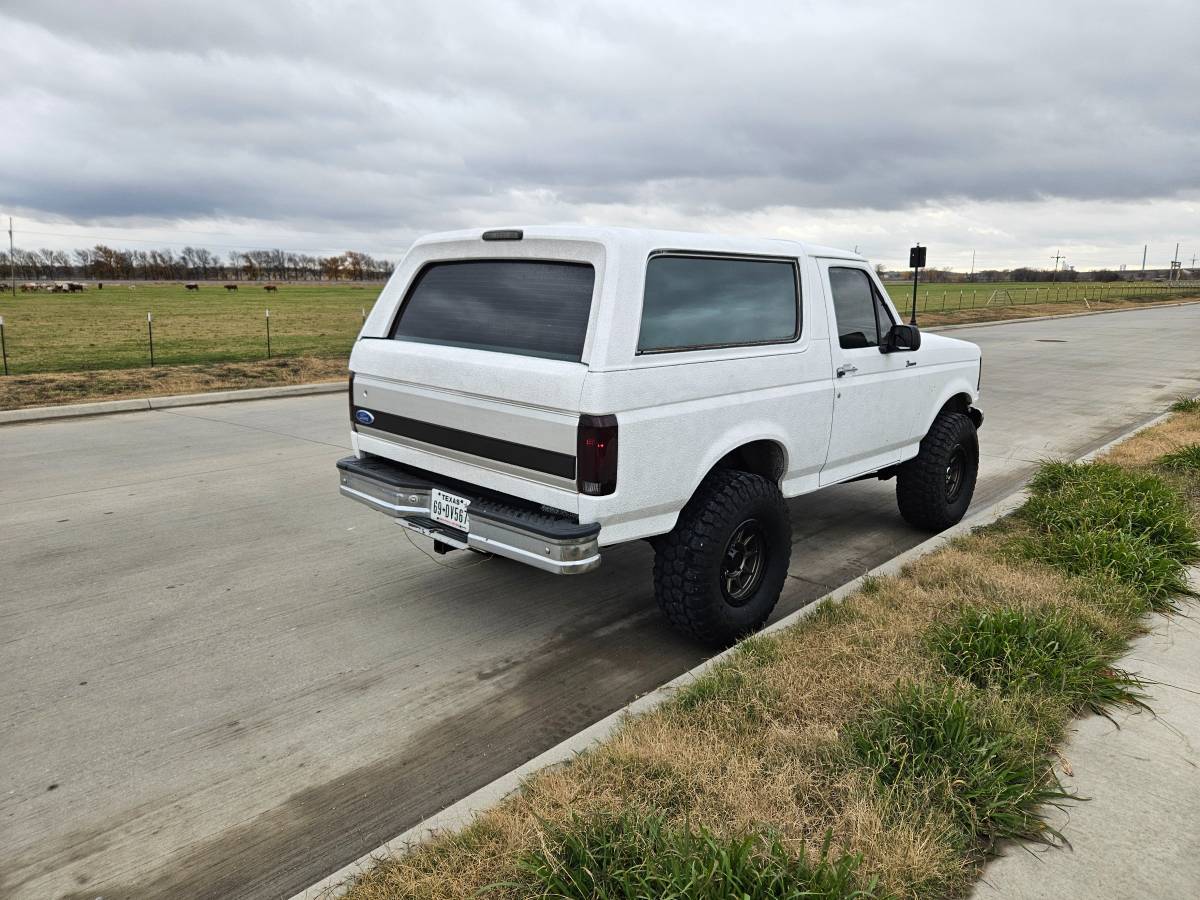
[885,280,1200,315]
[1,280,1198,378]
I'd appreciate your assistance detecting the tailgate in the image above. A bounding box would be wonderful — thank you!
[349,341,585,510]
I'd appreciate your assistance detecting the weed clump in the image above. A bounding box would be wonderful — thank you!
[1157,444,1200,473]
[929,607,1144,714]
[1019,462,1198,607]
[847,682,1069,848]
[510,812,884,899]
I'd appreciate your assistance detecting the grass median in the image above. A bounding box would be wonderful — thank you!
[340,400,1200,900]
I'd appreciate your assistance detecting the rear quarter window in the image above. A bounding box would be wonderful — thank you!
[637,254,800,353]
[390,260,595,361]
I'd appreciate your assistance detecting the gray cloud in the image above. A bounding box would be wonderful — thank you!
[2,0,1198,263]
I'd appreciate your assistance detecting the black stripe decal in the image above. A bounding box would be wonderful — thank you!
[355,408,576,479]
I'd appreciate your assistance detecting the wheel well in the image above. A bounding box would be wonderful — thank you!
[936,392,982,430]
[938,393,973,418]
[713,440,787,483]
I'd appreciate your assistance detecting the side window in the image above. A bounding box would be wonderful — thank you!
[828,267,891,349]
[637,254,800,353]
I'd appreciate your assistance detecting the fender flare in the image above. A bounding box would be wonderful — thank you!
[923,378,981,436]
[683,425,791,503]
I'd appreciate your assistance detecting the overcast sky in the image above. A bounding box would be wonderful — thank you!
[3,0,1197,271]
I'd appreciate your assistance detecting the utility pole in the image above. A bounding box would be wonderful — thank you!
[1141,245,1147,279]
[8,217,13,296]
[1050,250,1064,281]
[1173,242,1180,281]
[969,249,975,282]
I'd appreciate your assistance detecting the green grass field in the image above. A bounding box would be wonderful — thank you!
[0,279,1195,376]
[0,282,382,374]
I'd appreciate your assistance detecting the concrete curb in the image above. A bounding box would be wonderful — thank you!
[0,381,346,426]
[928,297,1200,332]
[290,401,1190,900]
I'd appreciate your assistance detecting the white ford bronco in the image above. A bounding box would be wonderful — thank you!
[338,226,982,645]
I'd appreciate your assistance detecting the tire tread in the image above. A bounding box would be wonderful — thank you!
[896,411,978,531]
[653,469,790,645]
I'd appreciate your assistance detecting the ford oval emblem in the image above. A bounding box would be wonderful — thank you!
[355,409,375,426]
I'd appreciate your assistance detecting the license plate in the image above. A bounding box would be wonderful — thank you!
[430,488,470,532]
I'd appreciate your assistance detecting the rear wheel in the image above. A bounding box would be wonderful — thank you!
[653,469,791,646]
[896,410,979,531]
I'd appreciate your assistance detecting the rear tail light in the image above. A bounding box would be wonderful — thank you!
[577,414,618,496]
[348,372,356,427]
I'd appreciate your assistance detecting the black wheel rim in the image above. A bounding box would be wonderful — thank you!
[721,519,768,606]
[945,445,967,503]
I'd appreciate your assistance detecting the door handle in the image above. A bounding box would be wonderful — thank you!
[836,364,858,377]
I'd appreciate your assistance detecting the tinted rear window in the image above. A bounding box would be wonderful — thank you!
[391,260,595,361]
[638,255,800,353]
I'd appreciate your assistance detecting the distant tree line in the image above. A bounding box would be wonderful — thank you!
[0,245,395,282]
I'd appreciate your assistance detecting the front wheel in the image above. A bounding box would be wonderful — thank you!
[896,410,979,531]
[653,469,792,647]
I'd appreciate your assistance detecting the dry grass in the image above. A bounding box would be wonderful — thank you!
[1101,405,1200,470]
[342,536,1144,900]
[0,356,347,410]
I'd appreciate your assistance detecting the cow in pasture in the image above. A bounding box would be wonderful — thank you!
[67,282,85,292]
[264,284,278,292]
[225,284,238,291]
[185,283,200,291]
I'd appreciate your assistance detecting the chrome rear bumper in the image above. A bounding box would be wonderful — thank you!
[337,455,601,575]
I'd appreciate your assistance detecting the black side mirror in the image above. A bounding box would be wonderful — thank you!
[882,323,921,353]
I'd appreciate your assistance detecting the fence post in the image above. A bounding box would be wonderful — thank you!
[265,308,271,359]
[147,312,154,366]
[0,314,7,375]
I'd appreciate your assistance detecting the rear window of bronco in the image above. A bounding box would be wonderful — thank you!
[391,260,595,361]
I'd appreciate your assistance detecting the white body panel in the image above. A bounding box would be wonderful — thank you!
[348,225,982,547]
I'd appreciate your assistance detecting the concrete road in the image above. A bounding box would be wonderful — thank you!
[2,305,1199,900]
